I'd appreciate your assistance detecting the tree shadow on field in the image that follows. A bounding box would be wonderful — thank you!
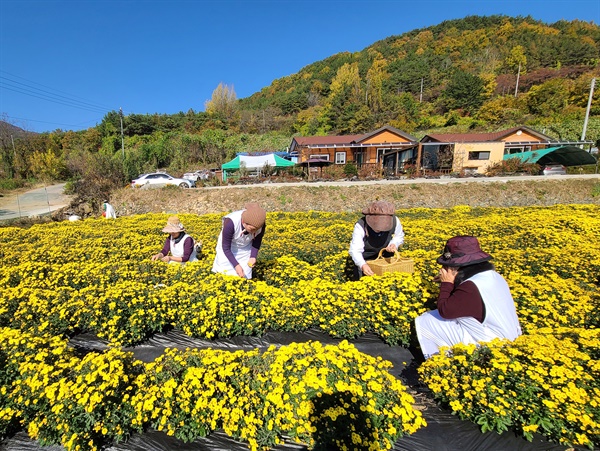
[309,390,377,451]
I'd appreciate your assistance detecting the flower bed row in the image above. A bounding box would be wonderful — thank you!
[0,328,424,450]
[0,267,427,347]
[1,204,599,449]
[418,327,600,449]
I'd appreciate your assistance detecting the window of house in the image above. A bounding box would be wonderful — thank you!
[468,151,491,160]
[353,150,365,166]
[310,154,330,161]
[335,152,346,164]
[377,148,389,163]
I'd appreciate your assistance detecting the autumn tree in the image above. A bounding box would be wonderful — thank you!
[325,63,367,132]
[366,57,389,114]
[293,106,331,136]
[477,95,527,125]
[205,83,239,122]
[505,45,527,74]
[0,118,16,178]
[525,78,571,115]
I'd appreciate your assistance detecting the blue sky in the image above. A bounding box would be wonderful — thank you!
[1,0,599,133]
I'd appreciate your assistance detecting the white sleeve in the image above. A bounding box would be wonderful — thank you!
[390,216,405,247]
[348,222,367,268]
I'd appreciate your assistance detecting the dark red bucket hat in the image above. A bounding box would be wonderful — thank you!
[436,236,492,267]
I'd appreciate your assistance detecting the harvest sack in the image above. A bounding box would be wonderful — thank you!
[367,250,414,275]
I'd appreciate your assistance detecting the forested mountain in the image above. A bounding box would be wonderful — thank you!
[239,15,600,135]
[1,15,599,204]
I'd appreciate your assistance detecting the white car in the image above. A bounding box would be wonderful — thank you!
[541,163,567,176]
[131,172,195,189]
[183,169,216,182]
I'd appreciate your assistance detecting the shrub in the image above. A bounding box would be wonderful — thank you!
[343,162,358,176]
[0,177,31,192]
[485,158,540,176]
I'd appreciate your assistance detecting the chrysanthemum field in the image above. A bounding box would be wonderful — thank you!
[1,204,599,450]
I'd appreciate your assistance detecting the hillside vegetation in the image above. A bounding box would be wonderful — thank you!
[1,15,599,213]
[241,15,600,136]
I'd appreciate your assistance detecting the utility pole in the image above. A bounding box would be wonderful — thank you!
[119,107,125,159]
[514,62,521,97]
[419,78,424,103]
[416,143,423,177]
[11,135,21,217]
[581,78,596,142]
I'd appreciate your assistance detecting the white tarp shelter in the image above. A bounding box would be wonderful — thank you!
[221,154,295,180]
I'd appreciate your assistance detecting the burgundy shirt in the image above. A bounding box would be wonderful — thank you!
[437,281,485,323]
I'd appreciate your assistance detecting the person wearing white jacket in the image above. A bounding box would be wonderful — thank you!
[102,202,116,219]
[348,201,405,280]
[415,235,522,359]
[212,203,266,279]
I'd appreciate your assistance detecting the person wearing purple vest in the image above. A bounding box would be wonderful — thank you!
[415,236,522,359]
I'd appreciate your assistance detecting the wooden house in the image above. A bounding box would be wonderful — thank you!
[289,126,418,169]
[419,126,563,175]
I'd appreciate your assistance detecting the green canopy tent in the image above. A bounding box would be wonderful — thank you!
[221,154,295,180]
[503,145,597,166]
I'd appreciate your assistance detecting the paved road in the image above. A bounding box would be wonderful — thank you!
[0,183,72,221]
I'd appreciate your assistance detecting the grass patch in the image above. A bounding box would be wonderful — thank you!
[0,178,33,194]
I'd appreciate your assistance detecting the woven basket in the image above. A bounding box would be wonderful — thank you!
[367,250,414,275]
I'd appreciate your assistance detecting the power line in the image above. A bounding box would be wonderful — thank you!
[4,115,103,129]
[0,77,109,113]
[0,71,135,131]
[0,70,114,113]
[0,82,109,114]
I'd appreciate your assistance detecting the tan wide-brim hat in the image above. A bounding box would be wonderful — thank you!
[162,215,185,233]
